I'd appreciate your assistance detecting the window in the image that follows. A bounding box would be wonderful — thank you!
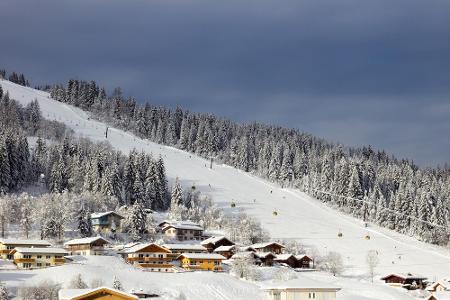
[37,255,42,259]
[37,263,42,267]
[46,263,50,267]
[46,256,51,259]
[23,263,32,268]
[158,254,163,258]
[272,291,281,300]
[309,292,316,299]
[139,254,144,258]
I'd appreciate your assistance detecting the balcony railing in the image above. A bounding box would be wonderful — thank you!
[14,258,35,263]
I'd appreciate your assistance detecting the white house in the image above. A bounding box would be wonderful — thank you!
[262,277,341,300]
[64,236,110,255]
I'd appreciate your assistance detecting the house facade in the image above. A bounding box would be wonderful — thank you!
[201,236,234,252]
[274,254,298,268]
[213,245,236,259]
[91,211,124,234]
[64,236,110,255]
[178,253,225,271]
[296,255,313,269]
[251,242,285,254]
[161,222,205,241]
[381,273,427,289]
[0,239,51,260]
[12,247,68,269]
[58,287,138,300]
[162,244,207,260]
[122,243,175,272]
[263,278,341,300]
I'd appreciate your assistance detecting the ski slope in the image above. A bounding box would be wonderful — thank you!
[2,79,449,299]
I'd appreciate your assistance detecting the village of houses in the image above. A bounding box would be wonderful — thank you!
[0,210,449,300]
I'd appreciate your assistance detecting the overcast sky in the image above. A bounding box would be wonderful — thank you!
[1,0,450,166]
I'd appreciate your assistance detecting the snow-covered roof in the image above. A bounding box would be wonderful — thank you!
[213,245,235,252]
[201,236,233,245]
[0,239,51,246]
[262,277,341,291]
[13,247,68,255]
[381,273,427,280]
[122,243,170,254]
[254,252,275,259]
[295,254,312,261]
[231,251,255,259]
[58,287,138,300]
[178,253,226,260]
[64,236,110,246]
[427,291,450,300]
[162,223,204,231]
[250,242,285,249]
[428,278,450,291]
[91,211,123,219]
[162,244,207,251]
[275,254,296,261]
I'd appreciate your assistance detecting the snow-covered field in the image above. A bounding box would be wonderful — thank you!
[1,79,449,299]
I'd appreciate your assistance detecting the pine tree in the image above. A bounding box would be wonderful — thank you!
[77,204,92,237]
[126,202,146,241]
[112,276,122,291]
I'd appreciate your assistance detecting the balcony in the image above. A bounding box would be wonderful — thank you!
[14,258,35,263]
[52,258,65,263]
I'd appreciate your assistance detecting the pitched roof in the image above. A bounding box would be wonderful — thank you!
[381,273,427,280]
[254,252,276,259]
[231,251,255,259]
[250,242,285,249]
[13,247,68,255]
[262,277,341,291]
[201,236,233,246]
[64,236,110,246]
[58,287,138,300]
[428,278,450,291]
[427,291,450,300]
[123,243,171,254]
[91,211,124,219]
[0,239,51,246]
[162,244,207,251]
[162,223,203,231]
[213,245,235,252]
[295,254,312,261]
[275,254,296,261]
[178,253,226,260]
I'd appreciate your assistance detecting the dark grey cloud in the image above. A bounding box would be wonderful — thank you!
[1,0,450,166]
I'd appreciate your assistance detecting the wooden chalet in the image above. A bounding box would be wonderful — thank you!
[381,273,427,290]
[91,211,124,234]
[58,287,138,300]
[121,243,175,272]
[295,254,313,268]
[213,245,236,259]
[254,252,276,266]
[161,221,205,241]
[274,254,298,268]
[201,236,235,252]
[12,247,68,269]
[0,239,51,260]
[178,253,226,271]
[64,236,110,256]
[250,242,285,254]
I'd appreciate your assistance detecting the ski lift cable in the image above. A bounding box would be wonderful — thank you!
[311,189,449,230]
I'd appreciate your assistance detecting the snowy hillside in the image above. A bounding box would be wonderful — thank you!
[1,79,449,299]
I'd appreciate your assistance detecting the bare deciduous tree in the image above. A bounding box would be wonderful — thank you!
[366,250,380,283]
